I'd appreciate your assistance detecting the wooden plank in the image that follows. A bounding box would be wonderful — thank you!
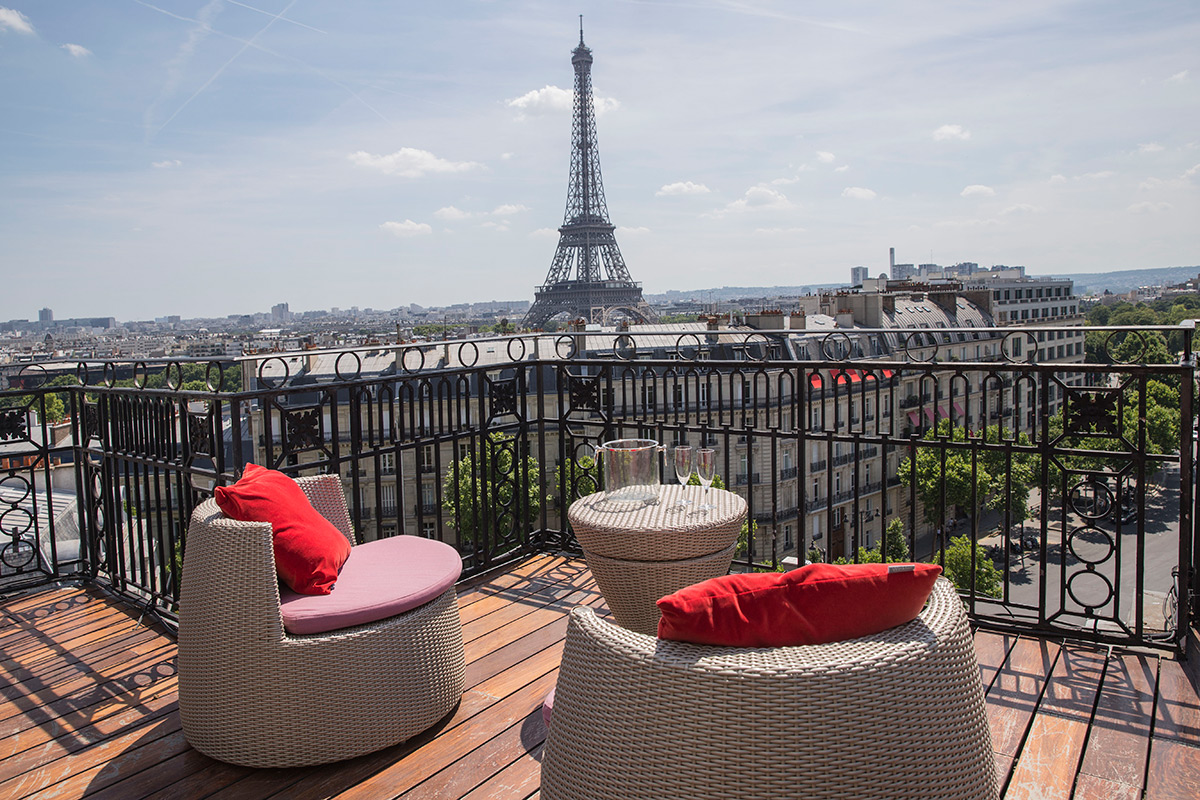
[0,643,177,726]
[0,680,178,782]
[328,670,559,800]
[1154,657,1200,746]
[0,714,185,799]
[1076,651,1157,792]
[459,567,597,642]
[985,636,1059,765]
[974,630,1017,691]
[456,556,569,609]
[399,712,547,800]
[457,744,544,800]
[1,627,166,703]
[1004,645,1107,800]
[1143,737,1200,800]
[1072,773,1142,799]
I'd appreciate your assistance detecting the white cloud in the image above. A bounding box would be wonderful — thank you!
[1049,174,1068,184]
[349,147,482,178]
[61,43,91,58]
[481,220,510,232]
[933,124,970,141]
[380,219,432,237]
[507,85,619,118]
[961,184,995,197]
[617,226,650,235]
[842,187,876,200]
[1185,164,1200,179]
[151,159,182,168]
[1001,203,1041,215]
[1081,170,1115,180]
[1139,142,1165,153]
[491,204,528,216]
[816,151,836,163]
[834,165,849,172]
[934,218,1001,228]
[723,185,792,212]
[529,227,559,239]
[1127,201,1172,214]
[1167,70,1189,84]
[656,181,710,196]
[753,226,806,235]
[500,152,514,160]
[434,205,470,221]
[0,7,34,35]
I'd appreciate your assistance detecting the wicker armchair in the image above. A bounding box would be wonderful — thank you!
[541,578,997,800]
[178,475,465,768]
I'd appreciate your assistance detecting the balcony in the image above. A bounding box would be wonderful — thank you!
[1,327,1196,795]
[3,558,1196,798]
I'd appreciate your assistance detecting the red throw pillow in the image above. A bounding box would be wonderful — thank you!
[214,464,352,595]
[656,562,943,647]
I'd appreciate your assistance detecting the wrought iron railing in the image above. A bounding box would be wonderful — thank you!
[0,324,1195,651]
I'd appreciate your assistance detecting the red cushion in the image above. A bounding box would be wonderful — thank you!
[214,464,352,595]
[656,562,943,647]
[279,535,462,634]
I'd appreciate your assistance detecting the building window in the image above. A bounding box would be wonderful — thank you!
[784,524,794,549]
[421,521,436,538]
[421,482,436,508]
[382,524,396,538]
[458,441,471,461]
[381,452,395,475]
[381,483,396,514]
[420,445,435,472]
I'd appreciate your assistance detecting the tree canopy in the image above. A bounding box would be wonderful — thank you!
[442,432,543,549]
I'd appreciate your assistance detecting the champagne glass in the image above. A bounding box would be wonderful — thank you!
[696,448,716,511]
[672,445,693,509]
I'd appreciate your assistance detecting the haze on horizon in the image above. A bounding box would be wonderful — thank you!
[1,1,1197,322]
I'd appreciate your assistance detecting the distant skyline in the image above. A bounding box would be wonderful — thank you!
[1,1,1197,322]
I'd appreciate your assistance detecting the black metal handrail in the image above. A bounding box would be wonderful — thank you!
[0,322,1193,651]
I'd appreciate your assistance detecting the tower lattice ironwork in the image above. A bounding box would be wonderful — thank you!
[523,23,655,329]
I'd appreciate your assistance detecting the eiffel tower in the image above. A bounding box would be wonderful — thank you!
[523,21,656,330]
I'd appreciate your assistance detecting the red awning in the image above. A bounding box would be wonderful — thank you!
[809,375,823,389]
[952,401,965,416]
[908,411,920,425]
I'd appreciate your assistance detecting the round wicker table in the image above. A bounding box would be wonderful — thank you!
[567,485,747,635]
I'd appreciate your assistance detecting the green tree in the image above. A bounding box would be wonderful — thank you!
[899,421,1036,530]
[557,453,600,503]
[834,518,911,566]
[939,534,1002,598]
[442,432,543,548]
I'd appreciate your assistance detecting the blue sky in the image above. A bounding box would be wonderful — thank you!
[1,1,1197,322]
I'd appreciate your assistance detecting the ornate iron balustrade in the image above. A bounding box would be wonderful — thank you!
[0,323,1194,651]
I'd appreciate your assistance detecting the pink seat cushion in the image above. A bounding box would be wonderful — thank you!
[279,535,461,635]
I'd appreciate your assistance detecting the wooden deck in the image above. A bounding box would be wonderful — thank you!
[2,554,1199,799]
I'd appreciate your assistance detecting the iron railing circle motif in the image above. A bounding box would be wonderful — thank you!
[0,528,36,570]
[506,337,527,362]
[204,361,223,392]
[1067,525,1116,566]
[400,346,426,374]
[132,362,148,389]
[74,362,90,387]
[1066,569,1114,612]
[102,363,117,388]
[0,474,32,504]
[0,507,34,537]
[1067,479,1114,521]
[257,357,290,390]
[612,334,636,361]
[1103,330,1148,365]
[901,332,936,363]
[673,333,701,361]
[1001,331,1039,364]
[335,352,362,382]
[554,335,577,360]
[819,332,852,361]
[741,333,771,362]
[16,363,49,389]
[457,341,479,369]
[164,362,184,391]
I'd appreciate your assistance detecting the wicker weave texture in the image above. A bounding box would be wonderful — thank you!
[568,485,746,561]
[177,477,465,768]
[541,578,998,800]
[585,542,738,635]
[568,486,746,634]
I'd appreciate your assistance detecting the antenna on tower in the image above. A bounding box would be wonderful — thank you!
[579,14,584,44]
